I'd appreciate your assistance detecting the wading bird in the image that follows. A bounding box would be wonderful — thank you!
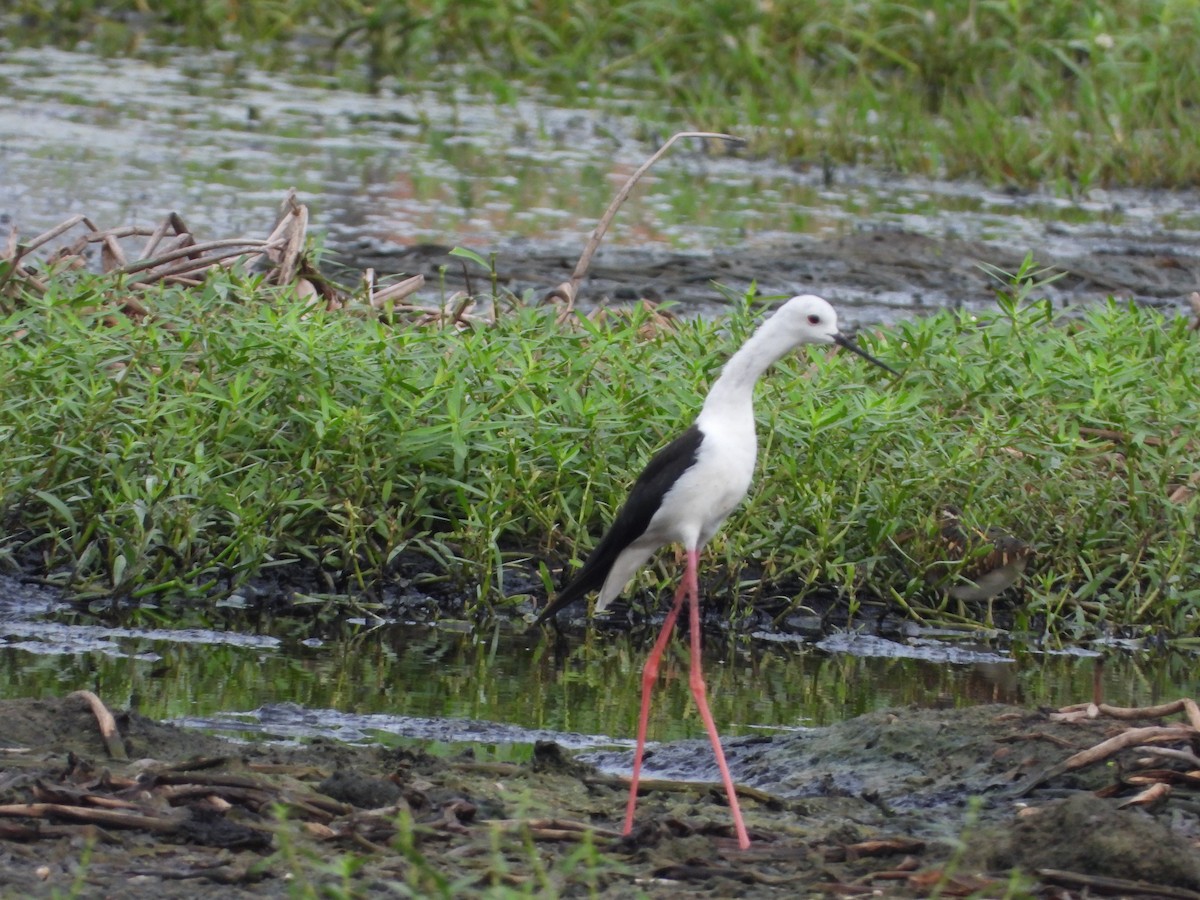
[535,295,898,849]
[929,506,1035,614]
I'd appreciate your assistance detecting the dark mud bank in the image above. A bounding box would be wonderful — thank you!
[3,697,1199,897]
[347,228,1200,322]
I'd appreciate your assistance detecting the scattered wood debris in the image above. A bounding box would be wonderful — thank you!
[4,695,1200,896]
[1011,698,1200,805]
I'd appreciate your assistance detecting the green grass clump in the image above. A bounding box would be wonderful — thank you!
[0,267,1196,640]
[6,0,1200,188]
[758,285,1199,642]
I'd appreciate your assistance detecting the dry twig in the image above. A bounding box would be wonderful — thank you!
[1054,699,1200,730]
[544,130,744,317]
[1037,866,1200,899]
[67,690,127,761]
[1062,725,1194,771]
[0,802,181,832]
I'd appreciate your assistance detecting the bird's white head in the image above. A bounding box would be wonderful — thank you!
[774,294,842,346]
[773,294,900,375]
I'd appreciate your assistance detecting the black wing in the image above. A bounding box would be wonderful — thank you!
[536,425,704,623]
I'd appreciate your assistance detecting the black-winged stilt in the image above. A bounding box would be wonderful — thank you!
[536,294,898,849]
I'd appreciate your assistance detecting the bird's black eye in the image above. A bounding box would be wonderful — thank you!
[807,314,821,325]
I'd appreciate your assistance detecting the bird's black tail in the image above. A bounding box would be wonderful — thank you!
[534,426,704,625]
[532,538,618,625]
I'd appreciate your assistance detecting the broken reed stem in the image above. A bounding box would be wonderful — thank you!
[1063,725,1194,771]
[141,212,191,259]
[274,199,308,286]
[1185,698,1200,730]
[127,244,283,286]
[1057,699,1200,730]
[0,803,180,831]
[100,233,126,270]
[21,215,94,255]
[84,226,157,242]
[550,130,744,314]
[370,273,425,307]
[114,238,276,277]
[67,690,127,761]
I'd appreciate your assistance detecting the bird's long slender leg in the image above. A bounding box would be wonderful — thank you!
[684,548,751,850]
[623,571,688,836]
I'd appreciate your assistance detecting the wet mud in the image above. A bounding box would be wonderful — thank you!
[345,227,1200,323]
[3,697,1199,898]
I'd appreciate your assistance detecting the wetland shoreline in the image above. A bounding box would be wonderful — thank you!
[3,696,1200,897]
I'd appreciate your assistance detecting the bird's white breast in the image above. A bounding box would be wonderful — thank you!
[647,419,757,550]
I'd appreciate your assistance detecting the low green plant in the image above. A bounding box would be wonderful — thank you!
[48,832,95,899]
[1,260,1196,639]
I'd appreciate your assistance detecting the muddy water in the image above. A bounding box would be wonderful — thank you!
[4,47,1200,321]
[2,575,1198,756]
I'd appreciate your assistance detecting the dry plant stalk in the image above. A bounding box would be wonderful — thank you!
[0,802,183,832]
[0,189,345,313]
[68,689,127,761]
[4,131,748,324]
[1,187,480,322]
[1,208,284,302]
[544,130,744,319]
[1055,698,1200,730]
[367,271,425,308]
[1059,725,1194,771]
[1015,698,1200,804]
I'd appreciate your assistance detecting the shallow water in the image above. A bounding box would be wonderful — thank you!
[1,575,1195,750]
[4,45,1200,305]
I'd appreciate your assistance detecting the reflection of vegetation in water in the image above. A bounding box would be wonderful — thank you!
[7,0,1200,188]
[2,619,1194,742]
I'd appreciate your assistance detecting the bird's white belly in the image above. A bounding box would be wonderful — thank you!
[647,432,756,549]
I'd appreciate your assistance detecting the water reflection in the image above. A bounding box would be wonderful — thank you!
[1,609,1195,746]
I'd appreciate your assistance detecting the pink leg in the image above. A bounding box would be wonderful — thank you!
[623,573,687,836]
[684,548,751,850]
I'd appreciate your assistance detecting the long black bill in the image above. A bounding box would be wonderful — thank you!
[832,333,900,376]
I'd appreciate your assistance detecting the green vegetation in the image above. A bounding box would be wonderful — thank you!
[1,261,1196,642]
[6,0,1199,189]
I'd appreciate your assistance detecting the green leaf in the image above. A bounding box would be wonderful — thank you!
[448,247,491,271]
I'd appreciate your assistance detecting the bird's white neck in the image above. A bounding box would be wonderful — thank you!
[699,313,799,419]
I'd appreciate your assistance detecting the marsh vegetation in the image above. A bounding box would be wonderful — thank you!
[8,0,1200,189]
[2,242,1196,642]
[3,5,1200,896]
